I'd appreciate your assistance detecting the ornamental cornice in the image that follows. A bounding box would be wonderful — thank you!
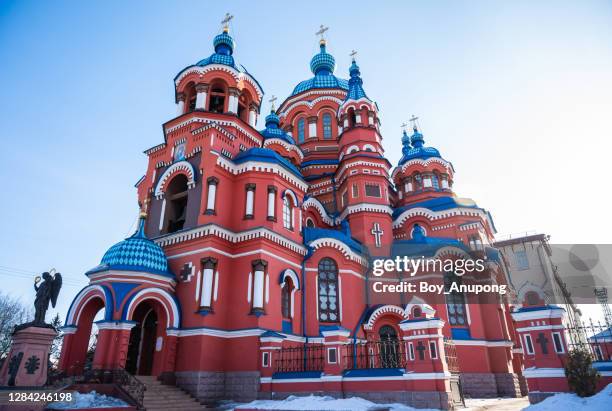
[392,157,453,180]
[364,305,408,330]
[392,206,492,230]
[338,203,393,221]
[262,138,304,160]
[279,96,344,119]
[308,238,367,265]
[302,197,336,226]
[154,223,307,255]
[279,91,346,114]
[174,64,263,101]
[215,154,308,192]
[166,117,261,146]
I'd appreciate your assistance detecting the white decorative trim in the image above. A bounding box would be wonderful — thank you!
[511,308,565,322]
[66,285,109,326]
[522,367,566,378]
[392,157,453,177]
[280,269,300,290]
[125,288,180,329]
[279,96,344,119]
[453,340,514,347]
[95,321,136,331]
[261,372,450,384]
[302,197,335,225]
[60,326,78,335]
[155,223,307,255]
[338,203,393,221]
[87,270,176,287]
[403,333,443,341]
[364,305,408,330]
[516,325,565,332]
[309,238,367,265]
[174,64,263,100]
[154,160,196,198]
[321,329,350,338]
[216,154,307,192]
[262,138,304,159]
[393,206,493,230]
[399,319,445,331]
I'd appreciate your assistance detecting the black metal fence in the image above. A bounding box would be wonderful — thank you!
[564,319,611,362]
[274,344,325,373]
[344,338,407,370]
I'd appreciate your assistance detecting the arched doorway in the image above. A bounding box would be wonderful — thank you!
[378,325,400,368]
[125,303,159,376]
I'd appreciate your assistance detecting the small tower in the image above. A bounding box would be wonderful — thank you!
[335,53,392,255]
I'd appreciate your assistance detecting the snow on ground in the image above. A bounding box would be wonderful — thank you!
[228,394,438,411]
[47,390,129,409]
[464,396,529,410]
[523,384,612,411]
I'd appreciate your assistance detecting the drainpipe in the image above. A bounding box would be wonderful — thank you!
[301,240,314,369]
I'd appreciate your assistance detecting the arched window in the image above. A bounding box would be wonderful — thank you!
[208,83,226,113]
[297,118,305,143]
[323,113,332,139]
[282,196,293,230]
[281,278,293,319]
[162,174,189,234]
[444,272,467,326]
[318,258,339,322]
[348,108,356,127]
[525,291,541,306]
[306,218,315,228]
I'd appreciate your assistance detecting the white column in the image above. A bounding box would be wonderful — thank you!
[441,179,449,189]
[228,88,240,114]
[308,117,317,138]
[206,177,218,214]
[249,107,257,127]
[245,184,255,218]
[405,182,413,192]
[195,84,208,110]
[200,258,217,309]
[355,113,362,124]
[201,268,214,307]
[368,114,374,125]
[251,260,267,312]
[267,186,276,220]
[177,100,185,115]
[343,118,349,127]
[338,125,343,135]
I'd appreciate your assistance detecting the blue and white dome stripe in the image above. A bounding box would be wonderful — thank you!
[86,217,173,277]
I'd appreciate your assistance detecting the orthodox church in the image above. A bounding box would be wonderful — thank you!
[58,19,541,409]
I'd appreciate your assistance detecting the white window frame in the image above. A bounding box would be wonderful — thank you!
[408,342,415,360]
[524,334,535,355]
[282,196,293,230]
[262,351,270,367]
[429,340,438,359]
[327,347,338,364]
[552,332,564,353]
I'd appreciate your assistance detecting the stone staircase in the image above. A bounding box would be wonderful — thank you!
[137,375,208,410]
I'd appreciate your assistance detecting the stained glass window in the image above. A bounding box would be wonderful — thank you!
[444,272,467,326]
[318,258,339,322]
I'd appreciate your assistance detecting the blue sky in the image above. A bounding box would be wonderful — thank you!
[0,1,610,323]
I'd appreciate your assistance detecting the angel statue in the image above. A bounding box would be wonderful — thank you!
[33,269,62,325]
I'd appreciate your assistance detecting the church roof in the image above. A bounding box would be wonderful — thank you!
[86,217,173,277]
[344,59,369,101]
[291,43,348,96]
[392,196,480,219]
[303,226,363,253]
[233,147,303,179]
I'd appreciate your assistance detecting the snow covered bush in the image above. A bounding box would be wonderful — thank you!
[563,347,600,397]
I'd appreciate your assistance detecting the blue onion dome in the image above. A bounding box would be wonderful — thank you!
[86,216,173,277]
[398,126,442,165]
[260,109,296,145]
[213,31,235,55]
[196,28,238,69]
[310,43,336,75]
[345,58,369,101]
[291,40,348,96]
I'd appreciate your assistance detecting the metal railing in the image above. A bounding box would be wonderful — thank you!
[444,338,460,374]
[345,338,407,370]
[564,319,611,362]
[274,344,325,373]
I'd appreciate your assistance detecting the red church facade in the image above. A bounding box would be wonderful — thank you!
[56,21,608,409]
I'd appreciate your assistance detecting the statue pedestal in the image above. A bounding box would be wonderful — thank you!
[0,326,57,387]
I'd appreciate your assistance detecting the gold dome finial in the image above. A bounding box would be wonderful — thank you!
[221,13,233,33]
[316,24,329,46]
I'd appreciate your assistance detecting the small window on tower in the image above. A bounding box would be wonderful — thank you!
[352,184,358,198]
[515,250,530,270]
[297,118,305,143]
[365,184,381,197]
[188,96,196,112]
[342,190,348,207]
[323,113,332,139]
[209,85,226,113]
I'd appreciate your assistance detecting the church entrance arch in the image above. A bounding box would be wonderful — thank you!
[125,301,164,376]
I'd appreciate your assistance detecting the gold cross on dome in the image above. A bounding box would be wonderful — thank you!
[409,115,419,131]
[221,13,234,31]
[269,95,277,110]
[316,25,329,40]
[350,50,358,60]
